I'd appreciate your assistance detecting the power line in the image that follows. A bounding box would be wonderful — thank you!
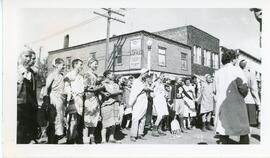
[25,8,134,46]
[93,8,126,70]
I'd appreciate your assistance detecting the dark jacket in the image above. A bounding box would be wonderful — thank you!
[17,68,37,106]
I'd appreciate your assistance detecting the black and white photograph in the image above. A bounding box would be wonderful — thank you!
[2,0,270,157]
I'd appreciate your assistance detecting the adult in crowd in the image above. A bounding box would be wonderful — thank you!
[17,50,39,144]
[151,73,169,137]
[28,51,38,105]
[43,58,66,144]
[129,68,150,142]
[191,75,201,128]
[83,57,103,144]
[239,59,261,127]
[64,58,85,144]
[121,76,133,129]
[197,74,215,131]
[182,78,196,130]
[214,49,249,144]
[100,70,123,143]
[144,75,154,131]
[173,78,186,133]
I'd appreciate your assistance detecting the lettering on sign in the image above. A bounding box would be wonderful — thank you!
[130,38,142,69]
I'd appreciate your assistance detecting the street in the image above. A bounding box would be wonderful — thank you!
[54,126,260,145]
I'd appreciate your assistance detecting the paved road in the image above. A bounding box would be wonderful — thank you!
[54,126,260,145]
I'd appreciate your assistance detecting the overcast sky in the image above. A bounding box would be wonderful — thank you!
[18,8,261,59]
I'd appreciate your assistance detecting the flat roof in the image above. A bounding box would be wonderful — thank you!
[236,49,261,63]
[49,30,191,54]
[220,46,261,63]
[154,25,220,41]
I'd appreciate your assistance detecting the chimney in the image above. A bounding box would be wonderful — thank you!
[64,34,69,48]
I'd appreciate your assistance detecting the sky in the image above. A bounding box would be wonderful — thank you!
[18,8,261,59]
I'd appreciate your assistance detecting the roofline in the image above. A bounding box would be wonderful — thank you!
[49,30,191,54]
[186,25,219,41]
[236,49,261,63]
[220,46,261,63]
[154,25,219,41]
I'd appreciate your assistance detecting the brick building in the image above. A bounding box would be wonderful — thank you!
[48,30,192,78]
[154,25,220,77]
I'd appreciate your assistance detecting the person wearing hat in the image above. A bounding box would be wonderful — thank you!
[64,58,85,144]
[214,49,249,144]
[239,59,261,128]
[129,68,150,141]
[17,50,39,144]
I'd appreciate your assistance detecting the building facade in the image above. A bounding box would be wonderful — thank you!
[154,25,220,77]
[219,46,262,82]
[48,30,192,78]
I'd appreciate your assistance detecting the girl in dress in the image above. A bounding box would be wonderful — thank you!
[173,78,186,132]
[100,70,123,143]
[182,78,196,130]
[84,57,103,144]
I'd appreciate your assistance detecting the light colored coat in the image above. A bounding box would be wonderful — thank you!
[199,82,215,114]
[214,63,249,136]
[243,70,260,105]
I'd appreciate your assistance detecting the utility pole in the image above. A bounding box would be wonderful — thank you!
[93,8,125,70]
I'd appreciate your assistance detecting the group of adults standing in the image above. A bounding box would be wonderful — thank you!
[17,47,260,144]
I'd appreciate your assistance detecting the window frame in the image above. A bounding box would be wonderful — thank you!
[158,46,167,67]
[181,52,188,71]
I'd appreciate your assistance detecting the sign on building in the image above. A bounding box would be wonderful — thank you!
[130,38,142,69]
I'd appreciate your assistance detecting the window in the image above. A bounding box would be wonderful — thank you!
[212,53,219,69]
[215,54,219,69]
[193,46,197,64]
[66,56,71,71]
[116,48,122,64]
[203,50,207,66]
[207,50,211,67]
[212,53,215,68]
[181,53,188,70]
[196,46,202,65]
[193,45,201,64]
[158,47,166,66]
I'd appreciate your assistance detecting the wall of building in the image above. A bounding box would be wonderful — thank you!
[48,41,107,76]
[219,47,261,81]
[154,25,220,76]
[48,31,191,78]
[143,35,192,77]
[48,32,145,76]
[154,27,188,44]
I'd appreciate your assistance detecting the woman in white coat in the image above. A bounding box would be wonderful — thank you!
[214,49,249,144]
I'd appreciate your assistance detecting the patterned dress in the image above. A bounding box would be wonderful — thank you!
[101,79,121,128]
[49,73,65,136]
[84,70,100,128]
[182,85,196,117]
